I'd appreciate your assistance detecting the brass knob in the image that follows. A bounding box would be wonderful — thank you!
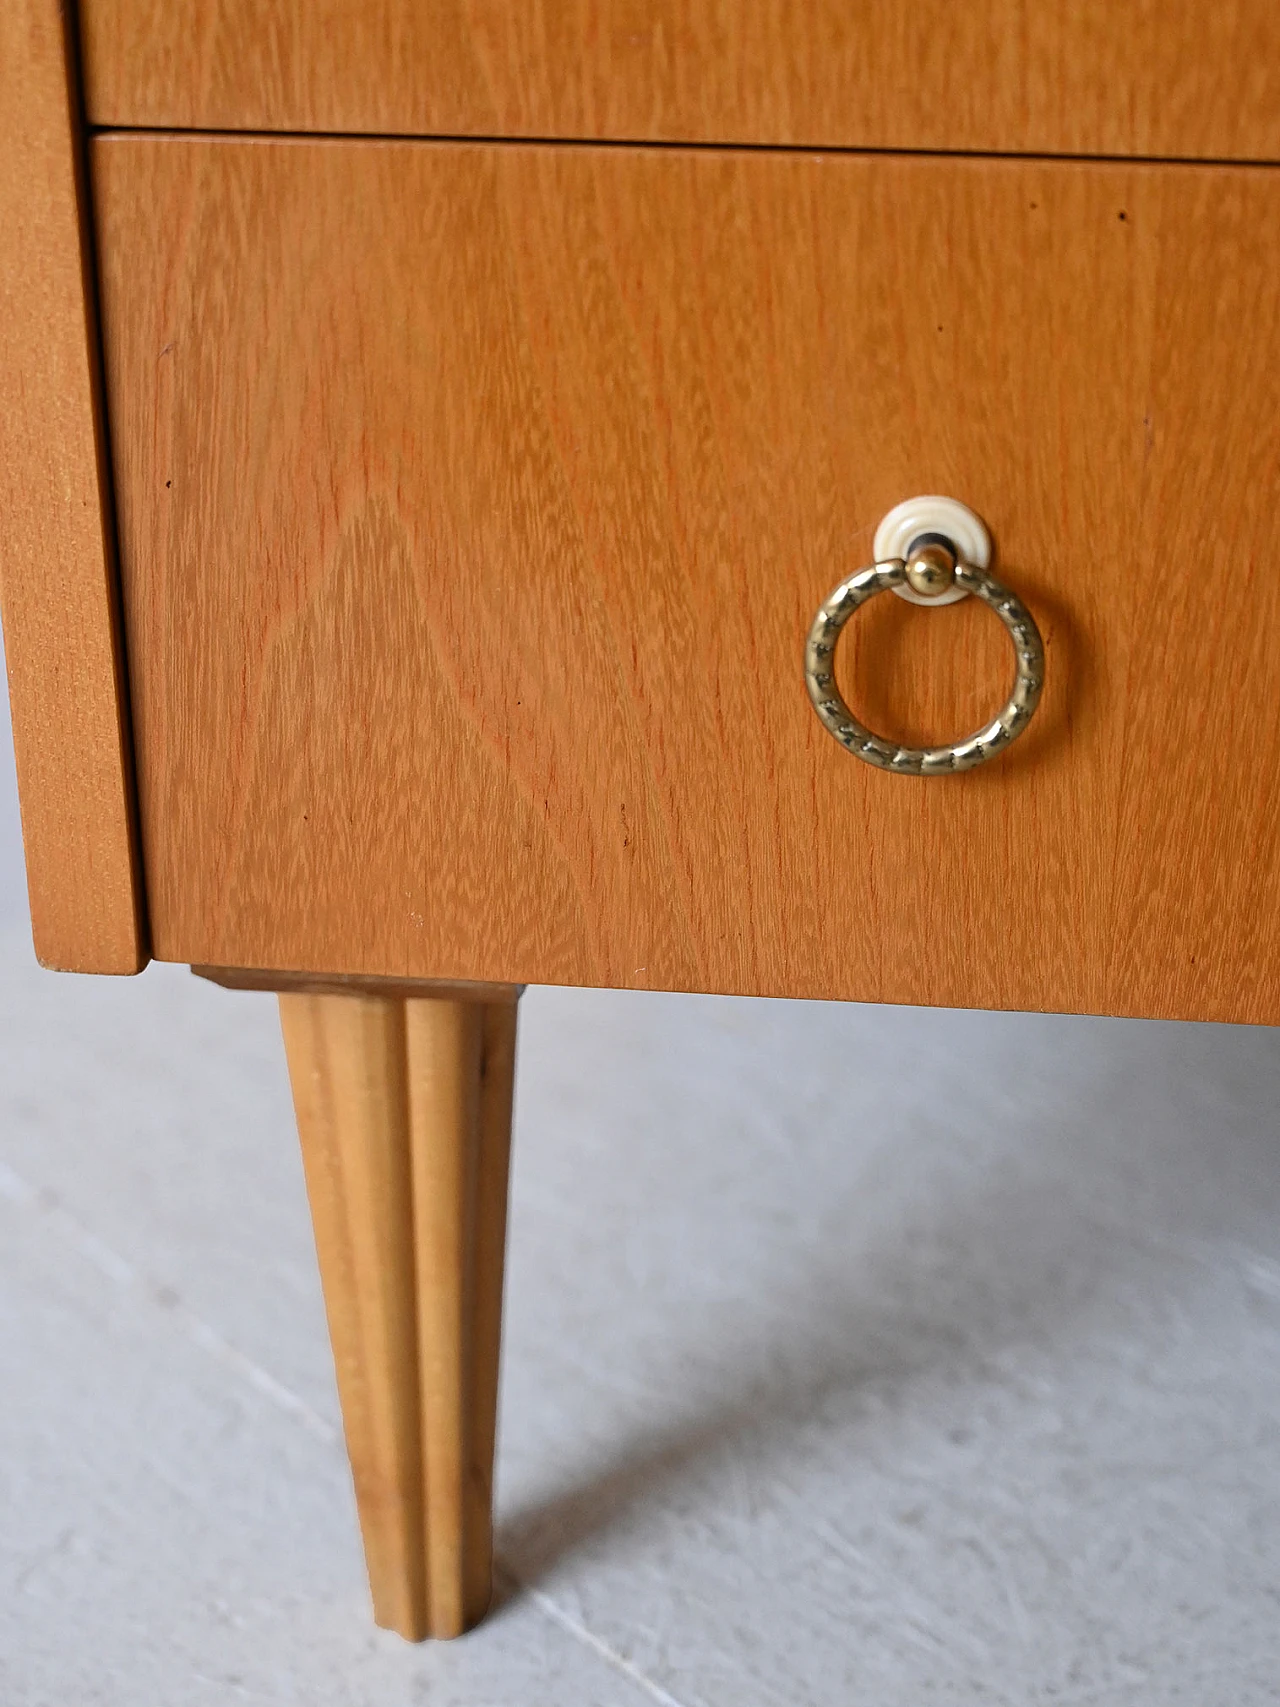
[903,539,957,599]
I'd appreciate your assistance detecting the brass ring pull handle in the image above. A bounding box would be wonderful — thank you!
[804,539,1045,775]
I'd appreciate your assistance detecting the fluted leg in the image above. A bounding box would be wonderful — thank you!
[279,987,518,1639]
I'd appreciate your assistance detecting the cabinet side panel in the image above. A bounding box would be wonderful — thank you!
[0,0,147,972]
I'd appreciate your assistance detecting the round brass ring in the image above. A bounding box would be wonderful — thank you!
[804,558,1045,774]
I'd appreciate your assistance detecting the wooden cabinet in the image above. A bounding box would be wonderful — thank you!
[6,0,1280,1651]
[95,138,1280,1022]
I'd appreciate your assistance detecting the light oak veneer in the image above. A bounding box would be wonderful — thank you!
[92,138,1280,1022]
[79,0,1280,163]
[0,0,146,972]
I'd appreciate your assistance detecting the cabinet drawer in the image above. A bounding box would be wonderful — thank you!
[92,138,1280,1022]
[79,2,1280,162]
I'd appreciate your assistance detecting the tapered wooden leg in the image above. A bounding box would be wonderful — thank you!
[278,992,425,1636]
[278,988,518,1640]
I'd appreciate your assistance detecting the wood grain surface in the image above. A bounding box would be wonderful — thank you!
[78,0,1280,163]
[0,0,146,972]
[279,988,517,1639]
[93,137,1280,1022]
[279,989,426,1638]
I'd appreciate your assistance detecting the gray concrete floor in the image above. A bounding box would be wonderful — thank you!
[3,658,1280,1703]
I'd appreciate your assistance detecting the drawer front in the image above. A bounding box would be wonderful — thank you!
[81,1,1280,163]
[92,139,1280,1022]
